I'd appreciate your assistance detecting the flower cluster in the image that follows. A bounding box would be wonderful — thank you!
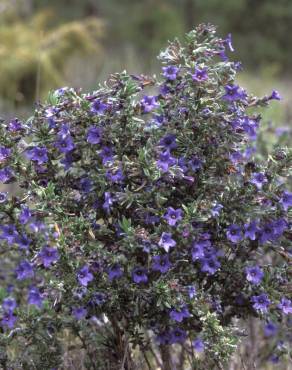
[0,24,291,369]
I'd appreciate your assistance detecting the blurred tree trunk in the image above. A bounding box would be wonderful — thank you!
[160,345,175,370]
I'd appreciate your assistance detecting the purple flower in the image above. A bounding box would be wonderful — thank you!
[169,328,187,344]
[99,146,114,164]
[15,260,34,280]
[162,65,179,80]
[25,146,48,164]
[159,134,177,151]
[28,287,43,308]
[250,172,268,190]
[38,246,59,268]
[19,206,32,225]
[132,267,148,284]
[192,338,205,352]
[156,331,172,345]
[90,292,106,306]
[258,219,287,244]
[192,66,208,82]
[60,152,74,170]
[277,297,292,315]
[224,33,234,52]
[164,207,183,226]
[251,293,271,313]
[222,85,246,101]
[241,117,259,141]
[0,192,8,203]
[158,232,176,253]
[268,90,281,101]
[0,167,13,183]
[72,307,87,320]
[15,234,31,250]
[188,157,202,171]
[2,297,17,312]
[29,220,46,234]
[141,95,159,113]
[191,239,209,261]
[1,224,19,244]
[152,255,171,274]
[187,286,196,299]
[87,126,102,144]
[245,266,264,285]
[103,192,114,213]
[0,146,11,162]
[77,265,94,287]
[244,221,259,240]
[229,151,243,164]
[80,177,92,193]
[211,203,223,217]
[7,118,23,132]
[264,321,278,337]
[170,306,190,322]
[55,135,75,153]
[226,224,243,243]
[156,150,177,172]
[90,99,108,114]
[107,264,123,281]
[279,191,292,211]
[200,257,220,275]
[1,311,17,329]
[106,167,124,183]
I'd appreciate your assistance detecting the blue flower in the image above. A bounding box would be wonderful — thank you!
[141,95,159,113]
[0,146,11,162]
[245,266,264,285]
[169,327,187,344]
[152,255,171,274]
[87,126,102,144]
[158,232,176,253]
[28,287,43,308]
[169,306,190,322]
[25,146,48,164]
[192,66,208,82]
[192,338,205,352]
[132,267,148,284]
[222,84,246,101]
[250,172,268,190]
[72,307,87,320]
[159,134,177,151]
[156,150,177,172]
[279,191,292,211]
[244,221,259,240]
[0,167,13,183]
[15,260,34,280]
[226,224,243,243]
[1,311,17,329]
[19,206,32,225]
[77,265,93,287]
[2,297,17,313]
[164,207,183,226]
[38,246,59,268]
[277,297,292,315]
[90,99,108,114]
[107,264,123,281]
[251,293,271,313]
[55,135,75,153]
[162,65,179,80]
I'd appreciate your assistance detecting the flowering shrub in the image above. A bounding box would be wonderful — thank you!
[0,24,291,369]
